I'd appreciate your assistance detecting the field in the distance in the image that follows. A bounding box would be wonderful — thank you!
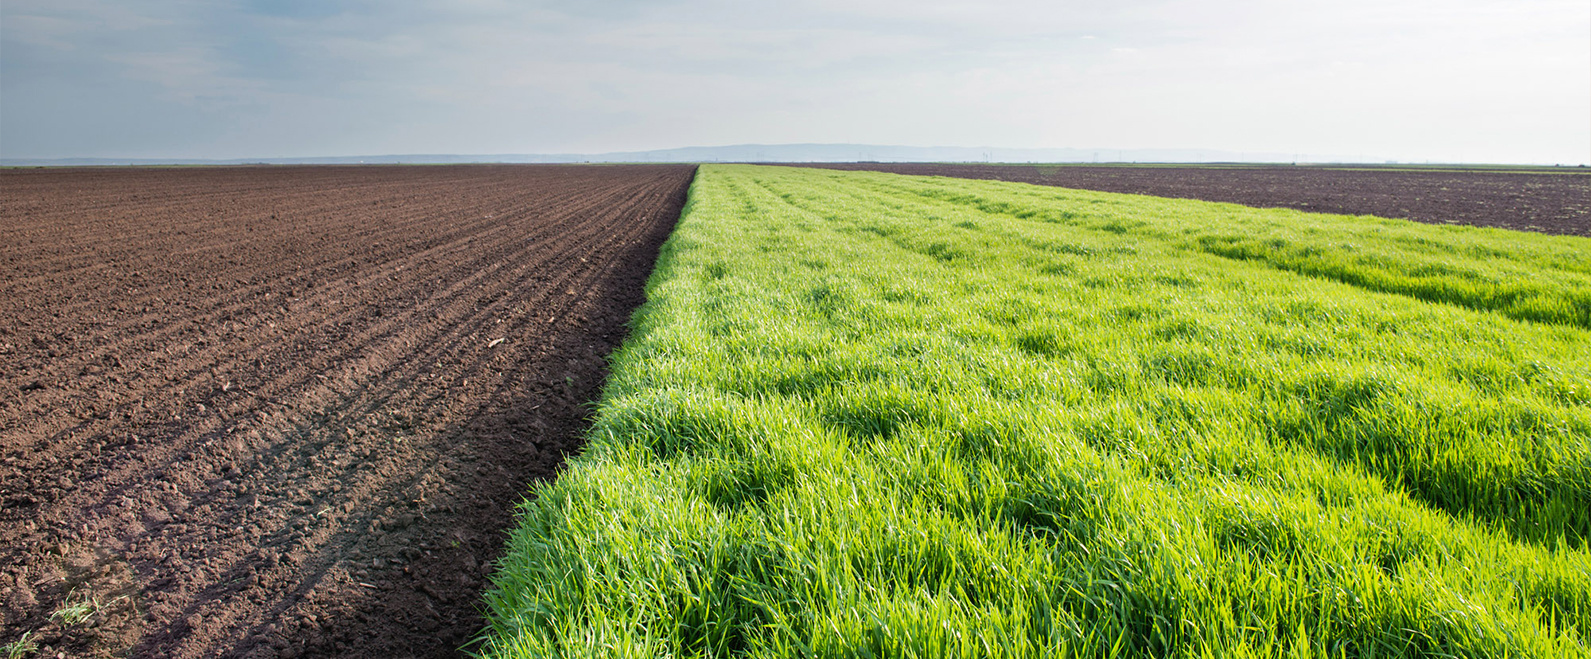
[482,165,1590,656]
[0,164,694,658]
[799,162,1591,237]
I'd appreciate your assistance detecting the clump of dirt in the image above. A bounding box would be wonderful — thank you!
[0,164,696,657]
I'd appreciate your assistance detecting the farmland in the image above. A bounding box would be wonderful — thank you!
[481,165,1590,657]
[800,163,1591,237]
[0,165,694,657]
[3,161,1588,658]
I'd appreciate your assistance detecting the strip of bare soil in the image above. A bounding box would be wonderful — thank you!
[795,163,1590,236]
[0,164,696,658]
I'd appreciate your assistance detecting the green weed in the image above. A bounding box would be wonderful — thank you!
[50,599,96,627]
[1,632,38,659]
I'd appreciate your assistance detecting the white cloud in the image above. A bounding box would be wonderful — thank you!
[2,0,1586,162]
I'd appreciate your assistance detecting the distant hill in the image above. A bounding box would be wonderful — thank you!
[2,143,1368,167]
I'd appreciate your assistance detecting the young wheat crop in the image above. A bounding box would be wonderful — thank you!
[481,165,1590,658]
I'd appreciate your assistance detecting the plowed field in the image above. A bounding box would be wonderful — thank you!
[798,163,1591,236]
[0,164,695,657]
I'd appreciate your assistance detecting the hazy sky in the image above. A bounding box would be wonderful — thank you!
[3,0,1587,163]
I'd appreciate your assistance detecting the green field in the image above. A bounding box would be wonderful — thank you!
[479,165,1591,657]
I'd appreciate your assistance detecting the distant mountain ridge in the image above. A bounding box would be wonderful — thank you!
[2,143,1374,166]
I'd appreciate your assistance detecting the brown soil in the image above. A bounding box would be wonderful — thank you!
[0,164,696,658]
[796,163,1590,237]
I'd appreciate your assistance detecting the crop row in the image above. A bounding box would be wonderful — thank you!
[480,165,1590,657]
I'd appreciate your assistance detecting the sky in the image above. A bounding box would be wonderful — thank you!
[3,0,1588,163]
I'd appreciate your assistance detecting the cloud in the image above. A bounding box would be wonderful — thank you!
[2,0,1586,162]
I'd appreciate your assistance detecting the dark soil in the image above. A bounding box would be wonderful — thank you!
[796,163,1590,237]
[0,164,697,658]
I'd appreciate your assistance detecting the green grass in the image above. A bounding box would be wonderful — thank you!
[1,632,38,659]
[479,165,1591,657]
